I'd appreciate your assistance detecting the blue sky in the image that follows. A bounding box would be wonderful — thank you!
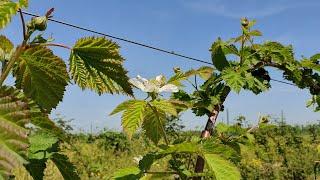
[3,0,320,132]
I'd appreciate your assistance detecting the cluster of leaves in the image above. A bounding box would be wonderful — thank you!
[0,0,134,178]
[113,138,241,180]
[111,18,319,179]
[110,75,186,144]
[110,74,245,179]
[25,132,79,180]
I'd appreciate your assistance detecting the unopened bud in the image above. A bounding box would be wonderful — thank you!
[32,16,48,31]
[241,18,249,27]
[173,67,181,73]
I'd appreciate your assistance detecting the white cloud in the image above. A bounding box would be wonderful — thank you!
[183,0,319,19]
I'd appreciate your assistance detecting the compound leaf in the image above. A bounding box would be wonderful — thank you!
[221,67,246,93]
[0,1,19,29]
[210,39,230,71]
[204,154,240,180]
[14,46,69,112]
[69,37,132,95]
[143,106,166,144]
[120,100,146,139]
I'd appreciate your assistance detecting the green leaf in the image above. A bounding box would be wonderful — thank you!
[14,46,69,111]
[168,66,214,86]
[51,153,80,180]
[204,154,241,180]
[244,72,269,94]
[185,66,214,80]
[221,67,246,93]
[113,166,141,180]
[139,153,160,171]
[69,37,132,95]
[143,106,166,144]
[310,53,320,63]
[210,39,230,71]
[150,99,177,116]
[28,132,59,159]
[301,59,320,72]
[0,1,19,29]
[121,100,147,139]
[201,140,240,163]
[25,159,46,180]
[248,30,262,36]
[18,0,28,8]
[197,66,214,80]
[110,100,139,115]
[0,35,13,54]
[168,99,189,112]
[167,72,187,86]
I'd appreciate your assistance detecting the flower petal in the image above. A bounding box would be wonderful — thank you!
[159,84,179,93]
[129,78,146,91]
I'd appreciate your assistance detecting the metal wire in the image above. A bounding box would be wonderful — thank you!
[21,11,298,87]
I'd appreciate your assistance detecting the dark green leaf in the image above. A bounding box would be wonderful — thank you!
[51,153,80,180]
[210,39,230,71]
[14,46,69,111]
[25,159,46,180]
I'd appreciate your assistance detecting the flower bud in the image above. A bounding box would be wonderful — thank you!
[173,67,181,73]
[32,16,48,31]
[241,18,249,27]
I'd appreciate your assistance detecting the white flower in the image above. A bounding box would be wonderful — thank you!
[129,75,178,93]
[133,155,143,164]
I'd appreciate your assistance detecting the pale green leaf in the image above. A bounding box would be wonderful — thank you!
[204,154,241,180]
[18,0,28,8]
[113,166,141,180]
[310,53,320,62]
[0,35,13,54]
[121,100,146,139]
[14,46,69,111]
[248,30,262,36]
[301,59,320,72]
[69,37,132,95]
[143,106,166,144]
[0,1,19,29]
[168,66,214,86]
[167,72,187,86]
[150,99,177,116]
[110,100,138,115]
[185,66,214,80]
